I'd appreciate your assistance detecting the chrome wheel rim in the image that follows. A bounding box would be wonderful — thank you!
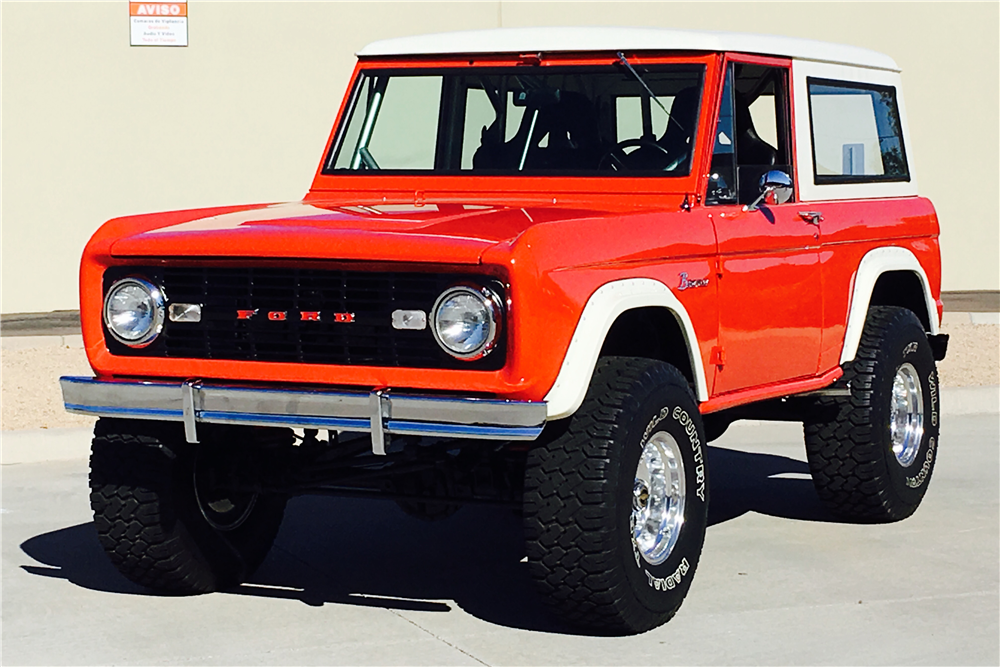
[890,363,924,467]
[632,431,686,565]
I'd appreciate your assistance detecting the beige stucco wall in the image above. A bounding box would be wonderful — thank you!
[2,1,997,314]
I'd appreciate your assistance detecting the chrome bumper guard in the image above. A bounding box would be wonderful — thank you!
[60,376,547,455]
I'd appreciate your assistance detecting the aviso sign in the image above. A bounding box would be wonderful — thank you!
[130,2,188,47]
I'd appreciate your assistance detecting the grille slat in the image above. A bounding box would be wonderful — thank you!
[104,266,504,370]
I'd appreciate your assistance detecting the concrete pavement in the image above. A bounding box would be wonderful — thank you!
[3,412,997,665]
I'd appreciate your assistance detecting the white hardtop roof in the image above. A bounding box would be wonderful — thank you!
[358,27,899,71]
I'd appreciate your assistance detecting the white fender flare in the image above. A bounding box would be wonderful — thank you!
[840,246,939,365]
[543,278,709,420]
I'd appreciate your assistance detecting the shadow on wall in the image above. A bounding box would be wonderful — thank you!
[19,445,834,634]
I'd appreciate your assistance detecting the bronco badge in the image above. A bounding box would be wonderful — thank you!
[677,272,710,291]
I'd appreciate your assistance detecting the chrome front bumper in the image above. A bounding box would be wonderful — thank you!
[60,376,547,454]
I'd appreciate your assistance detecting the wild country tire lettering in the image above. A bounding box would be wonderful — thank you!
[905,436,935,488]
[928,370,939,427]
[672,407,707,502]
[640,405,706,503]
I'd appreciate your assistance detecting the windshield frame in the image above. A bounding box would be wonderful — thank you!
[311,53,719,197]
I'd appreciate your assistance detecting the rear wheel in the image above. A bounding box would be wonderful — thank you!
[805,306,940,522]
[523,357,708,634]
[89,418,288,593]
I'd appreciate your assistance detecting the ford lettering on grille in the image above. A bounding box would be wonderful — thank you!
[237,309,354,323]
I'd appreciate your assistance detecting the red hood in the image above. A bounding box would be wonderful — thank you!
[108,201,610,264]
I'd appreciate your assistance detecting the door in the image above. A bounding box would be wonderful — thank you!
[706,58,822,394]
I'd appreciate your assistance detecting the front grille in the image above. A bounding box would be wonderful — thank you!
[103,266,505,370]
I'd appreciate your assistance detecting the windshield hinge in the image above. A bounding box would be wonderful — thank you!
[681,193,693,212]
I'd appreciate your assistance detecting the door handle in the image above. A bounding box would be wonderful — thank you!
[798,211,823,225]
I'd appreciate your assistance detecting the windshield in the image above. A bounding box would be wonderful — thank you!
[324,64,704,176]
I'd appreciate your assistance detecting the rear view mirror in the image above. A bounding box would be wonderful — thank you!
[512,88,561,108]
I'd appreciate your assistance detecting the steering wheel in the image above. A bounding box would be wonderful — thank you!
[599,138,672,171]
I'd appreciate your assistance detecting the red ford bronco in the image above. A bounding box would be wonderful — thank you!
[63,27,948,634]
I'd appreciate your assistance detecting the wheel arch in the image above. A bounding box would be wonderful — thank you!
[840,246,939,365]
[599,307,696,388]
[543,278,709,420]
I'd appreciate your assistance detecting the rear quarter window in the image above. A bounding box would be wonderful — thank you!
[807,78,909,184]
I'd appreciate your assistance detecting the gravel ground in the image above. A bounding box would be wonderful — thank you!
[2,322,997,431]
[2,344,96,431]
[937,322,1000,387]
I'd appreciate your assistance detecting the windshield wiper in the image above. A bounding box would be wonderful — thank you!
[617,51,685,132]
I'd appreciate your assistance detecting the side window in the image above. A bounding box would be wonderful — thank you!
[807,78,909,182]
[706,63,793,206]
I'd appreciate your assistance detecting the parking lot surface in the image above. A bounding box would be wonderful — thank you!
[3,413,998,666]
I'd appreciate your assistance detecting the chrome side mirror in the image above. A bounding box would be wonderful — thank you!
[744,170,793,212]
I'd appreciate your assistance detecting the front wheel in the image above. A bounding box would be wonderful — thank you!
[523,357,708,634]
[89,418,288,594]
[804,306,941,522]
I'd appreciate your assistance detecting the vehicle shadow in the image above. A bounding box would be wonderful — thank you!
[20,445,834,634]
[706,445,834,525]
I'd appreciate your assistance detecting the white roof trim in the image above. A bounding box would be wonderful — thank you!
[358,27,899,72]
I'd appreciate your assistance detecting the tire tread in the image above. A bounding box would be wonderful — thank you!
[89,419,285,594]
[90,421,217,593]
[804,306,932,522]
[524,357,698,634]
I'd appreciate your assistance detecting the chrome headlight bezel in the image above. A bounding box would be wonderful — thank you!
[102,277,166,347]
[430,284,504,361]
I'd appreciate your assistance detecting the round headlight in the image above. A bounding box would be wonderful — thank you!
[103,277,165,347]
[431,285,503,360]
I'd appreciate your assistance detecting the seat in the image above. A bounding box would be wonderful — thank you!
[734,95,777,166]
[531,92,603,170]
[655,86,700,160]
[472,118,520,170]
[732,94,779,203]
[473,91,602,171]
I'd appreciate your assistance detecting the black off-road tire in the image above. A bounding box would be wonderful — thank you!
[804,306,941,522]
[89,418,288,593]
[523,357,709,635]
